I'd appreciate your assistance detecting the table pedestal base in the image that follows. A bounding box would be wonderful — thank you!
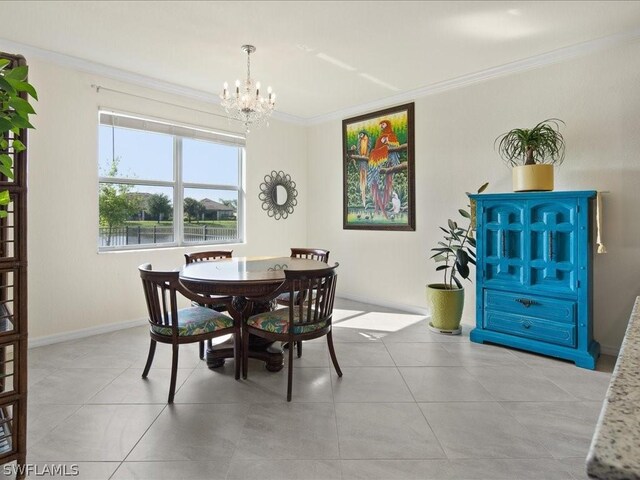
[206,338,284,372]
[206,297,284,372]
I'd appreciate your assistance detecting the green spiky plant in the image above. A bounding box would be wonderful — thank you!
[0,58,38,218]
[430,183,488,290]
[496,118,566,167]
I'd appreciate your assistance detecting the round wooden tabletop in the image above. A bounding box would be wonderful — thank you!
[179,256,329,297]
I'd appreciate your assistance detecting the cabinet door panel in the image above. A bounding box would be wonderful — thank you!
[482,201,525,286]
[529,200,577,294]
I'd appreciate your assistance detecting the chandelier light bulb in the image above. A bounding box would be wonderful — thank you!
[219,45,277,134]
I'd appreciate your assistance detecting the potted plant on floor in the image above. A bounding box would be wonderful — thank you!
[427,183,488,335]
[496,118,565,192]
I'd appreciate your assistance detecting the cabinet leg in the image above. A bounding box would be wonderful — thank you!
[469,328,485,344]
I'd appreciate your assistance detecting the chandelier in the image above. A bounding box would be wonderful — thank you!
[220,45,276,133]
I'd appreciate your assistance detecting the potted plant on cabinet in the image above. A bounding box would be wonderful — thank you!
[427,183,488,335]
[495,118,565,192]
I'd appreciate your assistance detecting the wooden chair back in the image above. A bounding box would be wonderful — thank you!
[139,263,180,335]
[284,263,338,334]
[184,250,233,264]
[289,248,329,263]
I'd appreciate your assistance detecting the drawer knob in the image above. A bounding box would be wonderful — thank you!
[522,320,532,329]
[515,298,537,308]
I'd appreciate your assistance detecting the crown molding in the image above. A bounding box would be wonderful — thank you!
[304,26,640,126]
[3,26,640,128]
[0,37,306,126]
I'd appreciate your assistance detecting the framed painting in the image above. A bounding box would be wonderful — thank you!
[342,102,415,231]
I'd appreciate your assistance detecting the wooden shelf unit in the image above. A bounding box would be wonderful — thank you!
[0,51,29,477]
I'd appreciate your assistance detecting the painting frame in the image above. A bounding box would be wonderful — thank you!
[342,102,415,231]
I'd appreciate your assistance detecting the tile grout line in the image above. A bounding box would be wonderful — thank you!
[114,402,169,472]
[110,361,201,477]
[381,321,451,461]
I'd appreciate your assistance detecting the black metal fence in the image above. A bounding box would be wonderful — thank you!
[99,225,237,247]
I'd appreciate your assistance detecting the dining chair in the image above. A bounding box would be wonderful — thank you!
[276,248,330,358]
[139,263,240,403]
[243,263,342,401]
[184,250,233,360]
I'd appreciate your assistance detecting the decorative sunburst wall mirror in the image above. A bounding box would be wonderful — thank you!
[258,170,298,220]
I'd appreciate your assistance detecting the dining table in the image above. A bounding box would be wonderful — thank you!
[179,255,330,372]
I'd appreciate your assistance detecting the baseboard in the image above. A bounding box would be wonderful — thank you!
[29,317,147,348]
[337,293,428,316]
[599,344,620,356]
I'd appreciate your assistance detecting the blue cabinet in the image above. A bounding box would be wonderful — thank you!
[469,191,599,369]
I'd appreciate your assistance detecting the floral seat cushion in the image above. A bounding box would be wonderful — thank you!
[152,306,234,337]
[247,308,327,334]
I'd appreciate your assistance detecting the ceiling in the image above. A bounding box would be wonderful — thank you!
[2,1,640,121]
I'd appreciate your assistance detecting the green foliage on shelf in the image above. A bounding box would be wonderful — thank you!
[0,59,38,218]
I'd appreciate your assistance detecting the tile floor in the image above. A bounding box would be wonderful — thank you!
[17,299,615,479]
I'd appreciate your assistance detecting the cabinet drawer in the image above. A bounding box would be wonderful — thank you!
[484,311,576,347]
[484,290,576,324]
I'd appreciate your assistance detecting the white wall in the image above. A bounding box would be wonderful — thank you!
[26,59,308,340]
[307,41,640,353]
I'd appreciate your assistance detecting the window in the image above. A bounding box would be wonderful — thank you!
[98,111,244,250]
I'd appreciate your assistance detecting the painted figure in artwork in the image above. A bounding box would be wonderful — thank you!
[369,118,400,217]
[357,131,371,208]
[378,119,400,209]
[391,191,401,216]
[367,133,389,218]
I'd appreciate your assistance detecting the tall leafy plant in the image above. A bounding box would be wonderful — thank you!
[0,59,38,217]
[430,183,488,290]
[98,158,140,246]
[496,118,566,166]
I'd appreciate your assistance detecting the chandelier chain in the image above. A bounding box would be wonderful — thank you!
[246,49,251,81]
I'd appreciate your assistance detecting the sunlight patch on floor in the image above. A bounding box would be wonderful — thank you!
[332,309,426,332]
[332,309,365,322]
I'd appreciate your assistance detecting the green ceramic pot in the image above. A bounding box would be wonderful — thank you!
[426,283,464,332]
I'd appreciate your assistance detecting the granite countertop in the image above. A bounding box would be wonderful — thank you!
[587,296,640,479]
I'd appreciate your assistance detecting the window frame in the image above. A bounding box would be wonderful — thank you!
[97,109,245,252]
